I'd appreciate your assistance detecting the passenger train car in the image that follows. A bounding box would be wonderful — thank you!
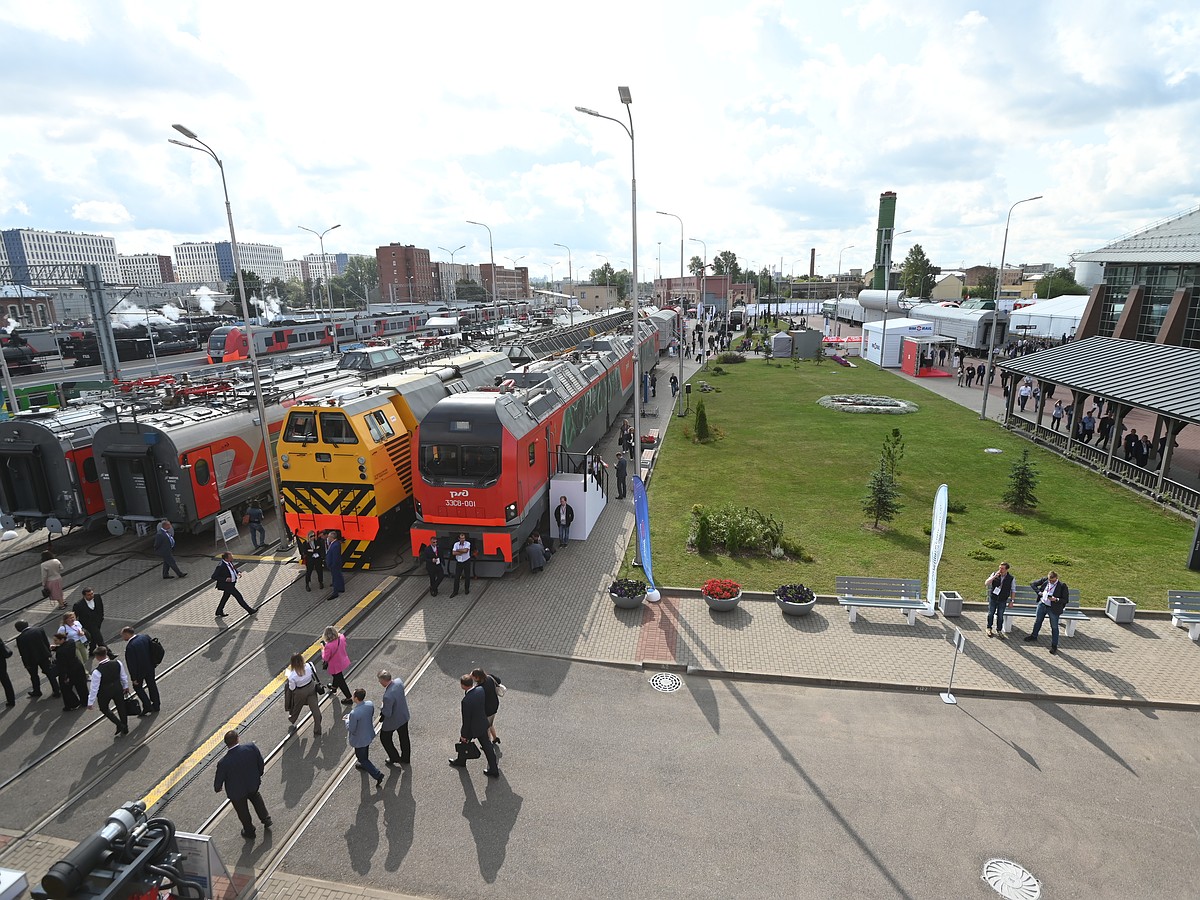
[275,351,514,569]
[92,365,361,535]
[0,404,125,532]
[905,302,1008,354]
[410,317,670,572]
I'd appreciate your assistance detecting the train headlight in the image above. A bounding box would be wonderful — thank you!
[281,453,290,470]
[414,499,422,516]
[505,503,518,521]
[358,459,367,480]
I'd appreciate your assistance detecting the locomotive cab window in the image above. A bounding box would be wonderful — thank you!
[528,444,536,467]
[193,458,211,485]
[365,410,395,442]
[283,412,318,443]
[461,446,500,480]
[82,456,98,483]
[420,444,459,479]
[319,412,358,445]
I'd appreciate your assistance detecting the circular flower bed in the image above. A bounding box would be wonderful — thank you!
[817,394,918,414]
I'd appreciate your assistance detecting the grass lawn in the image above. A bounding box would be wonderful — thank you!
[633,356,1200,610]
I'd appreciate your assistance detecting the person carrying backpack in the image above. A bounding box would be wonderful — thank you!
[121,626,162,714]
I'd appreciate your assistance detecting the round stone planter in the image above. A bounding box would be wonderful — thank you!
[703,589,742,612]
[610,589,646,610]
[776,596,817,617]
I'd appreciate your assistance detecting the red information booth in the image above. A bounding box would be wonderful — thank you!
[901,336,953,377]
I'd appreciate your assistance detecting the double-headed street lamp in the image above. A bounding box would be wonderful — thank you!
[655,210,686,417]
[298,223,341,350]
[553,242,573,325]
[877,229,911,369]
[466,220,499,337]
[980,195,1043,421]
[169,124,286,545]
[438,244,466,304]
[576,86,640,450]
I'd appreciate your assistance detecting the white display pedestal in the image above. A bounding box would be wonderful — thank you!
[549,473,605,542]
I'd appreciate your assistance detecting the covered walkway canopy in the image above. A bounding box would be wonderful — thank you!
[998,336,1200,534]
[999,336,1200,427]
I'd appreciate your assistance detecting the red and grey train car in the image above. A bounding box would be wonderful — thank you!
[0,405,123,532]
[92,368,361,536]
[409,314,671,570]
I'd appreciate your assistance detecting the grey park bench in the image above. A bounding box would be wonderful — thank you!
[1001,585,1088,637]
[835,576,928,626]
[1167,590,1200,641]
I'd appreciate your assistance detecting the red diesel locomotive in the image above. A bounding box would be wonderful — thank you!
[409,319,668,572]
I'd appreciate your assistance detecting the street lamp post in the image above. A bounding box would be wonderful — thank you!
[576,86,640,452]
[980,195,1043,421]
[438,244,466,305]
[655,210,686,417]
[466,220,498,340]
[503,256,525,309]
[299,223,341,350]
[835,244,854,337]
[877,229,911,370]
[169,124,287,545]
[689,238,707,365]
[553,243,572,325]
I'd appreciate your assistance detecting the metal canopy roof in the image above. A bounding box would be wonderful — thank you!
[999,336,1200,425]
[1076,206,1200,263]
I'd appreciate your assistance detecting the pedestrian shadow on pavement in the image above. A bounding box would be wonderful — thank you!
[457,768,523,883]
[381,767,415,872]
[345,775,380,875]
[280,731,342,811]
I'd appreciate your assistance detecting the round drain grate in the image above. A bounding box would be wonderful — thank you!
[649,672,683,692]
[981,858,1040,900]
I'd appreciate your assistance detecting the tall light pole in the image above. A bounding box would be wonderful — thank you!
[553,243,573,325]
[169,124,286,544]
[689,237,708,365]
[877,229,911,369]
[981,195,1043,421]
[503,256,525,305]
[835,244,854,336]
[576,85,640,449]
[298,223,341,350]
[655,210,685,417]
[466,220,498,338]
[438,244,466,305]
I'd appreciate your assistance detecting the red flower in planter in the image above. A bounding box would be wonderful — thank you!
[701,578,741,600]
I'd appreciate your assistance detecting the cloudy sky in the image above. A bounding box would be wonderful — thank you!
[3,0,1199,283]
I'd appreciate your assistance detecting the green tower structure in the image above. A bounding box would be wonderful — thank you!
[872,191,897,290]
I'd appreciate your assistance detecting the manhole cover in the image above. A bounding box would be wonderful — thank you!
[649,672,682,692]
[981,859,1041,899]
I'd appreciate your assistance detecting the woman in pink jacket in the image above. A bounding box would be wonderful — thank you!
[320,626,353,704]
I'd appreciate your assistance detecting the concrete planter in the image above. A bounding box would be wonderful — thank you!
[776,596,817,617]
[610,589,646,610]
[938,590,964,618]
[1105,595,1136,624]
[703,589,742,612]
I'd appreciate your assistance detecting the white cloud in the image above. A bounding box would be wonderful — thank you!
[70,200,133,225]
[2,0,1200,280]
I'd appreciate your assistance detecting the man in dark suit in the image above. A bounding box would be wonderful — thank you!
[212,552,254,617]
[1,637,17,707]
[420,537,444,596]
[73,588,105,653]
[14,620,60,698]
[214,731,272,840]
[615,452,628,499]
[1025,571,1070,654]
[326,531,345,599]
[121,626,160,714]
[449,673,499,777]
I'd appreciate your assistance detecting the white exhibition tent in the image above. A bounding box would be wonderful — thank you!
[1008,295,1089,338]
[861,317,936,368]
